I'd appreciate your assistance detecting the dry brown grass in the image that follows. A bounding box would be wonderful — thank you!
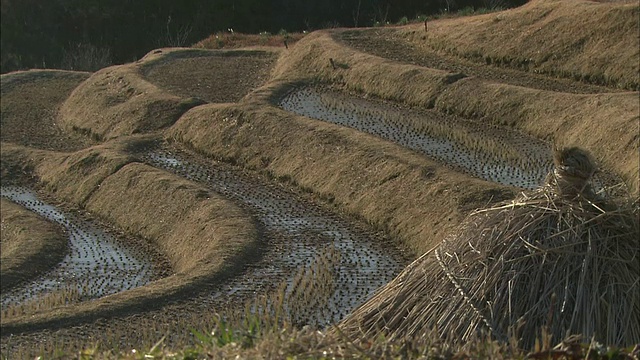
[167,98,515,258]
[403,0,639,90]
[85,161,255,274]
[338,152,639,347]
[0,199,67,290]
[2,0,638,352]
[2,283,84,321]
[433,78,640,195]
[271,28,639,196]
[34,142,136,206]
[58,63,204,141]
[193,31,306,50]
[272,31,458,107]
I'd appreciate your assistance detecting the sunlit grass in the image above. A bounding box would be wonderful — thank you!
[193,31,306,50]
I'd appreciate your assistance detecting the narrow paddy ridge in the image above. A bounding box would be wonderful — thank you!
[0,186,163,308]
[144,147,406,327]
[279,86,553,189]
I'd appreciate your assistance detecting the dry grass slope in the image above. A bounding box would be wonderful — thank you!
[59,63,204,141]
[1,0,638,355]
[271,25,639,195]
[167,100,514,257]
[434,78,640,194]
[406,0,639,90]
[86,161,256,275]
[271,31,458,107]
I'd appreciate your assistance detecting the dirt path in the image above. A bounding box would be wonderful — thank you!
[334,28,620,94]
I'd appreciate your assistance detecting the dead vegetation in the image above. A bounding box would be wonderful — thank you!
[434,78,640,195]
[58,63,204,141]
[1,0,638,356]
[0,140,259,332]
[193,31,306,50]
[271,29,639,196]
[0,199,67,290]
[338,148,639,347]
[405,0,640,91]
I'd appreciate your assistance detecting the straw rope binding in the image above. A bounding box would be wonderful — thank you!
[337,147,639,347]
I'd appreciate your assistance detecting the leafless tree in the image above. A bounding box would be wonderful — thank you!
[352,0,362,27]
[373,2,390,24]
[440,0,457,12]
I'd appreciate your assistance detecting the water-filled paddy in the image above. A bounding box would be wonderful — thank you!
[279,87,554,189]
[0,186,162,307]
[144,148,406,327]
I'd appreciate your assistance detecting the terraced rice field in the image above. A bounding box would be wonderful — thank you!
[1,1,637,354]
[144,146,405,327]
[279,86,554,189]
[278,86,626,194]
[1,186,164,309]
[334,29,621,95]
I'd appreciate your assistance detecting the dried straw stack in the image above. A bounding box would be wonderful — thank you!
[337,147,639,347]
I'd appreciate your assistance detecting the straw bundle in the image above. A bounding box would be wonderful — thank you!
[338,148,639,347]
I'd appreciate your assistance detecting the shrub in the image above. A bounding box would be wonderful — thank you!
[60,43,112,72]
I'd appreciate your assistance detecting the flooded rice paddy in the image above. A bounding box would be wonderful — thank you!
[144,148,406,327]
[279,86,554,189]
[2,84,622,327]
[1,145,406,327]
[0,186,161,307]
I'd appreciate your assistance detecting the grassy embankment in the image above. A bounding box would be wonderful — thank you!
[0,199,67,290]
[0,138,259,332]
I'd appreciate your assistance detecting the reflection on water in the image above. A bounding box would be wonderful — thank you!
[279,87,554,189]
[146,149,406,326]
[1,186,159,307]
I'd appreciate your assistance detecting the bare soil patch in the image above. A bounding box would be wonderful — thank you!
[140,48,279,103]
[1,70,92,151]
[167,100,515,257]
